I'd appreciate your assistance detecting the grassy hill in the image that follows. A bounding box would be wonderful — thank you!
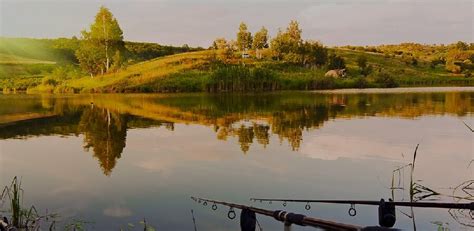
[0,37,202,91]
[25,47,473,93]
[1,37,472,93]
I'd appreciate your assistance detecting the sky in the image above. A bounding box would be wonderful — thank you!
[0,0,472,47]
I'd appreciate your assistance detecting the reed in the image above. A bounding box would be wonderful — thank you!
[1,177,57,230]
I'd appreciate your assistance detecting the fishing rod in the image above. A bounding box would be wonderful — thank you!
[250,197,473,228]
[249,198,474,210]
[191,196,397,231]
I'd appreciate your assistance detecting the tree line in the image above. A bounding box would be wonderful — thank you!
[211,21,346,70]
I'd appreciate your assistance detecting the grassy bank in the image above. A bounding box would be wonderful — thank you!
[4,48,474,94]
[0,37,202,91]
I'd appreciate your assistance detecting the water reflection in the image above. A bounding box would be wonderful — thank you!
[78,107,128,176]
[0,90,473,230]
[0,91,473,176]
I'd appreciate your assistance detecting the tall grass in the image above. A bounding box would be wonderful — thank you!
[206,66,279,92]
[1,176,23,227]
[1,177,57,230]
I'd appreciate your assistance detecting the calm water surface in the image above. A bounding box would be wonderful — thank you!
[0,89,473,230]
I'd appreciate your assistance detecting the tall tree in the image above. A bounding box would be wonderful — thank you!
[252,26,268,59]
[270,20,303,61]
[270,29,286,60]
[300,40,328,67]
[76,6,124,76]
[236,22,252,51]
[286,20,302,50]
[252,26,269,50]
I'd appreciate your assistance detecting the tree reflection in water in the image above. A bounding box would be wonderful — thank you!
[78,106,128,176]
[1,91,473,175]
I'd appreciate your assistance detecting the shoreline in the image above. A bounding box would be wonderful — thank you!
[313,86,474,94]
[3,86,474,95]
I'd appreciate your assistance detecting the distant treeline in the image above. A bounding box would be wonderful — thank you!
[0,37,203,65]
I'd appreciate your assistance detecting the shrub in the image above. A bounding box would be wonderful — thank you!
[327,54,346,70]
[354,77,369,88]
[463,70,472,78]
[375,72,399,88]
[308,77,336,90]
[41,76,58,86]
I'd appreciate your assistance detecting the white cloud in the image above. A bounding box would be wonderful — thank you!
[1,0,472,46]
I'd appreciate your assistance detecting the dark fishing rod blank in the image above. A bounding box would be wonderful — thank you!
[249,198,474,210]
[191,196,395,231]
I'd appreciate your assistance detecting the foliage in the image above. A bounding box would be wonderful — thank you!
[327,54,346,70]
[76,37,105,76]
[375,72,399,88]
[300,41,328,67]
[236,22,253,51]
[252,27,269,59]
[445,49,474,73]
[356,55,372,76]
[211,38,228,50]
[125,42,201,62]
[76,6,125,75]
[252,27,269,50]
[270,20,302,60]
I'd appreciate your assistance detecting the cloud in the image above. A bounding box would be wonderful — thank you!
[1,0,471,46]
[297,0,472,45]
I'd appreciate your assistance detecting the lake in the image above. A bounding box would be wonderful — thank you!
[0,88,473,230]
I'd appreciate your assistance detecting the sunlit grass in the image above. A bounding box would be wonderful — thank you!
[64,50,212,92]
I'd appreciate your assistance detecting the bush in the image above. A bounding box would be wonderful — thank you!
[308,77,336,89]
[327,54,346,70]
[463,70,472,78]
[354,77,369,88]
[41,76,58,86]
[375,72,399,88]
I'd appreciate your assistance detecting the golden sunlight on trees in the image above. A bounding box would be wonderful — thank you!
[76,6,124,77]
[252,27,268,59]
[236,22,252,51]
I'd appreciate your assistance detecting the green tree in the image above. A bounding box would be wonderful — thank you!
[76,37,104,77]
[327,54,346,70]
[236,22,252,51]
[286,20,302,49]
[270,20,303,61]
[212,38,228,50]
[270,29,286,60]
[252,27,268,59]
[445,48,473,73]
[300,40,327,67]
[357,55,367,69]
[357,55,372,76]
[76,6,124,76]
[455,41,468,51]
[252,26,268,50]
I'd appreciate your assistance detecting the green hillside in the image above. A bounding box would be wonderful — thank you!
[25,47,473,94]
[0,37,202,91]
